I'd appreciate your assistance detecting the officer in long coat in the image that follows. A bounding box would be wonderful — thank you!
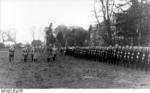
[52,45,58,61]
[22,47,28,62]
[9,46,15,62]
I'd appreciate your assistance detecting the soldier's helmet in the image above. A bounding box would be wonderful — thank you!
[118,45,121,49]
[147,47,150,53]
[109,45,112,47]
[115,44,119,47]
[126,45,129,48]
[133,46,138,52]
[136,46,142,52]
[142,47,147,53]
[128,46,132,50]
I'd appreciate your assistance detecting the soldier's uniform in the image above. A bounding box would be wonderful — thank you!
[116,46,121,66]
[142,47,148,70]
[123,46,127,67]
[89,48,92,60]
[95,48,98,61]
[31,47,34,61]
[119,46,124,66]
[107,46,112,64]
[126,46,132,68]
[138,47,144,69]
[9,46,15,62]
[85,47,89,60]
[34,48,38,62]
[98,47,102,62]
[130,46,135,68]
[134,47,141,69]
[22,47,28,62]
[112,47,117,65]
[103,47,105,62]
[147,48,150,70]
[105,47,109,64]
[52,46,58,61]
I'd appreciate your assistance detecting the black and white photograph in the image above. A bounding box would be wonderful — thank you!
[0,0,150,90]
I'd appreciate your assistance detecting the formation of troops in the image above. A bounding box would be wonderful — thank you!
[65,46,150,70]
[8,44,150,70]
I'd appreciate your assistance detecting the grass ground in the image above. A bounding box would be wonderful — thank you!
[0,49,150,88]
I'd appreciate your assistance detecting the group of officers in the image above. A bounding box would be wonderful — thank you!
[9,46,40,62]
[65,46,150,70]
[22,47,39,62]
[8,45,58,62]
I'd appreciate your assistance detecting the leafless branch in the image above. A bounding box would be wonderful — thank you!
[94,0,101,25]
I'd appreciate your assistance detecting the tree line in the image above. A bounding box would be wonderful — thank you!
[43,0,150,47]
[93,0,150,46]
[45,24,89,47]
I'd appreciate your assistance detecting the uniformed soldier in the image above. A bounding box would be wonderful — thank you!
[9,46,15,62]
[102,47,105,62]
[116,46,121,66]
[52,45,58,61]
[141,47,148,70]
[130,46,135,68]
[126,46,132,68]
[93,48,97,61]
[118,46,123,66]
[89,48,92,60]
[146,48,150,71]
[98,47,102,62]
[31,47,34,62]
[109,46,113,65]
[118,46,121,66]
[138,47,144,69]
[22,47,28,62]
[123,46,128,67]
[105,47,108,64]
[47,45,53,62]
[134,47,141,69]
[112,46,117,65]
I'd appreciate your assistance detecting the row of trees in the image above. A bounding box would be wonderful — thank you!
[45,24,89,47]
[45,0,150,47]
[93,0,150,46]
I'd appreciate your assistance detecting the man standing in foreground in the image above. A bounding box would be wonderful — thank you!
[52,45,58,61]
[9,46,15,62]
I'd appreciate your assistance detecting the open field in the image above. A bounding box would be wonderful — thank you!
[0,49,150,88]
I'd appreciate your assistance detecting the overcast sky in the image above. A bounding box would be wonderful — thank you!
[1,0,95,43]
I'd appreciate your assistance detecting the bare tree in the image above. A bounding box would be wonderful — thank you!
[94,0,116,45]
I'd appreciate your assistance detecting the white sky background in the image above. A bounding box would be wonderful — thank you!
[1,0,95,44]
